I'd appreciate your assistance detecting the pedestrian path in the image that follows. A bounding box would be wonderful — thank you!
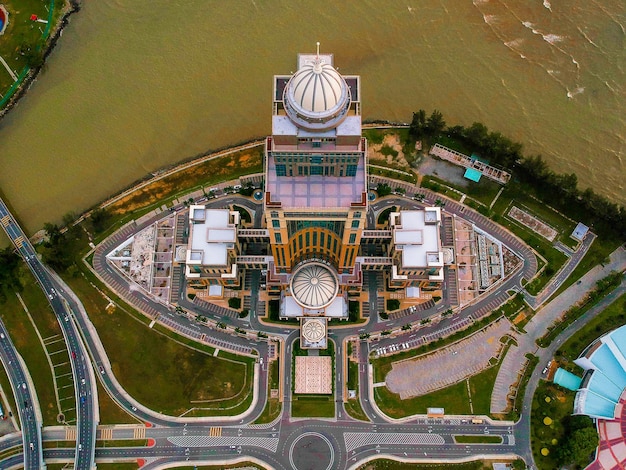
[344,432,445,452]
[167,435,278,452]
[490,246,626,414]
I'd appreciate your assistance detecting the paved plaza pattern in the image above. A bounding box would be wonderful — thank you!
[344,432,445,452]
[385,319,511,399]
[294,356,332,394]
[508,206,558,242]
[587,390,626,470]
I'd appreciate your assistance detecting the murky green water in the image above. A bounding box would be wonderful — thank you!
[0,0,623,233]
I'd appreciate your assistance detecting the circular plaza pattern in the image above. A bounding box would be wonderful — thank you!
[301,318,326,343]
[290,262,338,309]
[289,432,334,470]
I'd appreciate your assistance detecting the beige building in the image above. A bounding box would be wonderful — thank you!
[264,48,367,326]
[185,206,241,288]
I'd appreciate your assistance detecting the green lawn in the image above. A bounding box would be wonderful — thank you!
[253,357,282,425]
[0,0,68,107]
[344,359,369,422]
[556,293,626,367]
[0,266,62,425]
[96,377,140,425]
[530,381,577,470]
[291,395,335,418]
[63,272,254,417]
[97,146,263,242]
[374,380,471,418]
[356,458,504,470]
[422,174,501,207]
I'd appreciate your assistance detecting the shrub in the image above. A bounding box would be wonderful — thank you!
[228,297,242,309]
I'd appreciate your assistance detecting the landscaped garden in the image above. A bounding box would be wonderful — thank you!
[531,381,597,470]
[0,0,68,109]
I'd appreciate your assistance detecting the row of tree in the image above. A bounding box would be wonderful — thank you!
[409,109,626,238]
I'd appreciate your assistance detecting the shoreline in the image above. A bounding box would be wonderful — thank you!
[0,0,80,120]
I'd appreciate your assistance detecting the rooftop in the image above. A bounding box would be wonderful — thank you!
[393,209,442,268]
[265,154,366,209]
[187,207,236,266]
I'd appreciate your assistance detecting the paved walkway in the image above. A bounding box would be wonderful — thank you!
[491,245,626,413]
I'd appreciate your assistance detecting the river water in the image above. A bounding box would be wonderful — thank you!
[0,0,623,233]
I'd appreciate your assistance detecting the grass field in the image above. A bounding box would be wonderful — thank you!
[557,293,626,364]
[356,458,512,470]
[291,395,335,418]
[530,381,577,470]
[344,359,369,421]
[374,356,502,419]
[0,0,67,105]
[62,271,254,417]
[0,265,64,425]
[96,146,263,242]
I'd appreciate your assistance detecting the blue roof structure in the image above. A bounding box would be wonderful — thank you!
[571,222,589,241]
[573,325,626,420]
[590,344,626,389]
[554,368,582,391]
[464,168,482,182]
[578,390,617,419]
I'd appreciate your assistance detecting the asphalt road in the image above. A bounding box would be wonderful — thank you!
[0,197,98,470]
[0,186,569,470]
[0,319,43,469]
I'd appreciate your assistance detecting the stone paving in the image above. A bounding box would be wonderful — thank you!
[385,318,512,399]
[508,206,557,242]
[294,356,332,395]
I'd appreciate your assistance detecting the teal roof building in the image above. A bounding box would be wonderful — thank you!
[573,325,626,420]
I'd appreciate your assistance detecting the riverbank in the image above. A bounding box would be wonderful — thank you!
[0,0,78,116]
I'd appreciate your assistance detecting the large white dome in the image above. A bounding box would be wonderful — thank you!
[290,262,339,309]
[283,58,351,131]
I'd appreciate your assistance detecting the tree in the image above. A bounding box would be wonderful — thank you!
[0,248,22,303]
[556,427,599,467]
[425,110,446,137]
[90,208,111,233]
[376,184,392,198]
[409,109,427,140]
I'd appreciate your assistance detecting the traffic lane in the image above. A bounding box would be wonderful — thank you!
[0,322,42,469]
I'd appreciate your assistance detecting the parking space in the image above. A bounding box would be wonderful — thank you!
[384,318,511,399]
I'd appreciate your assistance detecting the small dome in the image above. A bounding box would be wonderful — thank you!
[290,262,339,309]
[283,58,351,130]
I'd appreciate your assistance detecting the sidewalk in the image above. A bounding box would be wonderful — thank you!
[491,246,626,413]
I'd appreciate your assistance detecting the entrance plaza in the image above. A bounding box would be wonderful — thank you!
[294,356,333,395]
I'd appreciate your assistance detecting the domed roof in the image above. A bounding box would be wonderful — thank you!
[283,57,351,130]
[290,262,338,309]
[289,60,345,113]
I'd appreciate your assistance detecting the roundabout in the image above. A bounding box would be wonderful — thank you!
[289,432,335,470]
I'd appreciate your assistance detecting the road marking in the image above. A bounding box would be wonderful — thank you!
[209,427,222,437]
[65,427,77,440]
[133,426,146,439]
